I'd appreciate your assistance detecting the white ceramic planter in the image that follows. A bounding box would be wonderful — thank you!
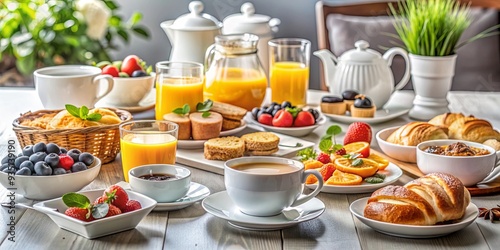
[409,54,457,120]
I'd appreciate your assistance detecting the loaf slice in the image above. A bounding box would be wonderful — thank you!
[189,112,222,140]
[163,113,191,140]
[221,118,241,131]
[241,132,280,151]
[204,136,245,161]
[211,101,247,121]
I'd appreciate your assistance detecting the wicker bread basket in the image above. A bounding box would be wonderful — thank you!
[12,108,132,164]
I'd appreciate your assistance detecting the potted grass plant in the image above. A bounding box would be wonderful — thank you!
[389,0,500,120]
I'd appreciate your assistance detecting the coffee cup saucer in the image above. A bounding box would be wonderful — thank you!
[153,182,210,211]
[202,191,325,231]
[96,89,155,113]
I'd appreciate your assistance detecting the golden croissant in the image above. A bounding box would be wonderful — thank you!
[386,122,448,146]
[447,117,500,143]
[428,112,471,128]
[364,173,470,225]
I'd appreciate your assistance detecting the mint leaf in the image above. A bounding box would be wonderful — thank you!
[62,193,91,208]
[79,105,89,119]
[326,125,342,136]
[87,113,102,121]
[321,135,332,141]
[172,104,190,115]
[65,104,80,118]
[202,111,211,118]
[352,158,363,166]
[197,99,213,112]
[374,173,386,180]
[365,176,384,184]
[92,203,109,219]
[319,139,333,153]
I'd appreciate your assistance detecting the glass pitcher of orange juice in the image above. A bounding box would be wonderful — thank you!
[204,33,267,111]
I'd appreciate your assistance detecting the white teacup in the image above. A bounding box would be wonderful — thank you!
[34,65,114,109]
[100,75,154,107]
[224,156,324,217]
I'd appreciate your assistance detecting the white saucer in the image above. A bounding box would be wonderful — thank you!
[306,163,403,194]
[153,182,210,211]
[177,120,247,149]
[202,191,325,231]
[350,197,478,238]
[323,107,409,124]
[96,89,155,113]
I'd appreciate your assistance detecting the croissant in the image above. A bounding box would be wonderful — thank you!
[386,122,448,146]
[428,112,471,128]
[364,173,470,225]
[448,117,500,143]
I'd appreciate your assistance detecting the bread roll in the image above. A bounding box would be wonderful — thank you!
[448,117,500,143]
[163,113,191,140]
[189,112,222,140]
[386,122,448,146]
[428,113,469,128]
[364,173,470,225]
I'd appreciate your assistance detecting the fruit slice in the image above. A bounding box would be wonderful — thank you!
[304,159,323,170]
[305,163,336,184]
[326,170,363,185]
[334,157,379,178]
[344,141,370,158]
[367,153,390,170]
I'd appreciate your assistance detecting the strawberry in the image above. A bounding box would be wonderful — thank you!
[94,196,108,205]
[318,163,336,181]
[343,122,372,145]
[335,148,347,156]
[105,204,122,217]
[102,65,119,77]
[272,110,293,127]
[293,111,315,127]
[121,55,143,76]
[103,185,129,211]
[316,152,331,164]
[64,207,93,222]
[257,113,273,126]
[58,154,74,171]
[122,200,142,213]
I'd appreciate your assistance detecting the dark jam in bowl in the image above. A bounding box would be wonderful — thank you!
[423,142,490,156]
[139,173,177,181]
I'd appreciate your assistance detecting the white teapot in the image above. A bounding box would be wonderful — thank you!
[314,40,410,109]
[160,1,222,64]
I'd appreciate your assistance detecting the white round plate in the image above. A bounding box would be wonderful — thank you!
[306,163,403,194]
[202,191,325,231]
[245,112,326,137]
[323,107,409,125]
[153,182,210,211]
[177,120,247,149]
[96,89,156,113]
[349,197,478,238]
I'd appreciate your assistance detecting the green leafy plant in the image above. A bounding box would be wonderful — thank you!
[0,0,149,75]
[65,104,102,121]
[389,0,500,56]
[319,125,343,154]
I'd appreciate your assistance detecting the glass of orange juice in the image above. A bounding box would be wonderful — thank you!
[268,38,311,107]
[155,61,204,120]
[119,120,178,182]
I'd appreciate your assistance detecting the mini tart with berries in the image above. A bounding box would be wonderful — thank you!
[320,96,346,115]
[342,90,359,112]
[350,94,376,118]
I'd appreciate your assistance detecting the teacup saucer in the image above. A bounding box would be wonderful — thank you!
[153,182,210,211]
[202,191,325,231]
[96,89,155,113]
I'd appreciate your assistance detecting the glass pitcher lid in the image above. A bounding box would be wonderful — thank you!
[214,33,259,54]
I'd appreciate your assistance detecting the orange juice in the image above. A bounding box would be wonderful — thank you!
[270,61,309,106]
[155,77,204,120]
[120,133,177,182]
[204,67,267,110]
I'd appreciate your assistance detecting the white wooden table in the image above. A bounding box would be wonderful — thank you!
[0,88,499,249]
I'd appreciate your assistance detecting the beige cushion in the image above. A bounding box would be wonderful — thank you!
[326,8,500,91]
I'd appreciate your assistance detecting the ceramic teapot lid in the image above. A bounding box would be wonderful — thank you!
[340,40,382,63]
[222,2,280,35]
[170,1,222,31]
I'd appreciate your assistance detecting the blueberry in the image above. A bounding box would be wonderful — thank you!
[1,155,10,165]
[71,162,88,173]
[321,96,343,103]
[22,145,34,157]
[15,167,31,176]
[1,163,10,171]
[14,156,29,168]
[67,149,81,162]
[354,96,373,108]
[29,152,47,163]
[131,70,148,77]
[33,142,47,153]
[264,105,274,114]
[273,104,282,110]
[60,147,68,154]
[341,90,359,100]
[53,168,67,175]
[2,168,16,174]
[34,161,52,176]
[79,153,94,166]
[251,107,260,119]
[44,153,60,168]
[271,109,280,116]
[46,143,61,154]
[308,108,320,120]
[256,109,265,119]
[19,161,34,173]
[281,101,292,109]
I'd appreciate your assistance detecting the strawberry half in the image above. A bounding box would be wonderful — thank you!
[343,122,372,145]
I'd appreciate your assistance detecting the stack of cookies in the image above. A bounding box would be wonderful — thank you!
[204,132,280,161]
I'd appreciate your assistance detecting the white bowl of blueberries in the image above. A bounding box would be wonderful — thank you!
[0,142,101,200]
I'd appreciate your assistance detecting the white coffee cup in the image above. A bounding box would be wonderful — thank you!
[224,156,324,217]
[34,65,114,109]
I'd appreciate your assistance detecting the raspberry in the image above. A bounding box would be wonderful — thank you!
[335,148,347,156]
[316,152,331,164]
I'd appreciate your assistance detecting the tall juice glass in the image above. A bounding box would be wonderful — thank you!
[155,61,204,120]
[269,38,311,107]
[119,120,178,182]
